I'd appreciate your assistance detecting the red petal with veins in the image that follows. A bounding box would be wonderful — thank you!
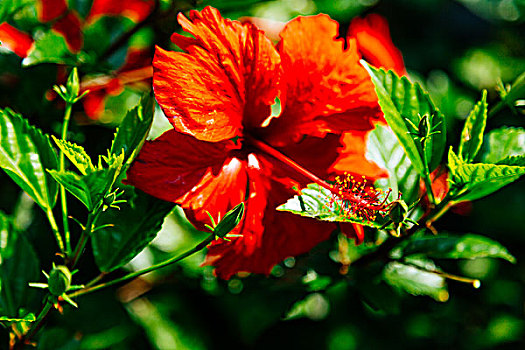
[86,0,155,23]
[0,22,33,57]
[348,14,405,75]
[37,0,67,22]
[125,129,239,202]
[153,7,280,142]
[205,153,335,279]
[263,15,380,146]
[330,131,388,180]
[52,11,83,53]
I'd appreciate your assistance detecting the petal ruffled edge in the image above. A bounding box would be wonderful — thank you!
[153,7,280,142]
[264,14,381,146]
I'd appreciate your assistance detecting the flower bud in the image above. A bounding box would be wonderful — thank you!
[214,202,244,238]
[48,265,72,296]
[66,67,80,101]
[103,192,117,206]
[388,199,408,224]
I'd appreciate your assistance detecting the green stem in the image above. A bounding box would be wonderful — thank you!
[68,234,214,299]
[16,299,53,349]
[46,208,65,253]
[60,103,73,254]
[69,210,101,268]
[422,173,436,206]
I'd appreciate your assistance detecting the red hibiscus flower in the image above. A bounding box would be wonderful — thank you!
[126,7,401,279]
[0,22,34,58]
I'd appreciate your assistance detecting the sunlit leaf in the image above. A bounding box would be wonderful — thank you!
[399,233,515,263]
[362,63,446,176]
[366,124,420,204]
[47,170,94,211]
[448,148,525,202]
[0,108,58,211]
[458,91,487,163]
[52,137,95,176]
[383,260,448,302]
[111,94,155,166]
[277,183,388,228]
[91,189,174,273]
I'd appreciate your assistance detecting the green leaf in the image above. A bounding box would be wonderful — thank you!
[47,170,94,211]
[366,124,420,204]
[362,63,446,175]
[0,108,58,211]
[52,137,95,176]
[277,183,388,228]
[481,127,525,164]
[91,189,174,273]
[110,94,155,165]
[458,90,488,163]
[22,30,83,67]
[383,261,449,302]
[448,148,525,202]
[400,234,515,263]
[0,211,40,318]
[0,0,32,22]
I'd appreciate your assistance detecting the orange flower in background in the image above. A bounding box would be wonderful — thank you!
[0,22,34,57]
[127,7,403,278]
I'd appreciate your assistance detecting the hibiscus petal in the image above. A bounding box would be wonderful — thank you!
[330,131,388,180]
[264,14,381,146]
[348,14,405,75]
[125,129,239,203]
[153,6,280,142]
[52,11,83,53]
[0,22,33,58]
[205,153,336,279]
[37,0,68,22]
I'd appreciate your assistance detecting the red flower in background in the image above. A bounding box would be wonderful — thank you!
[127,7,405,279]
[80,47,153,119]
[0,22,34,57]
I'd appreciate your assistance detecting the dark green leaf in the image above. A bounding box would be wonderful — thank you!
[481,127,525,164]
[458,90,488,163]
[277,183,388,228]
[0,211,40,317]
[366,124,420,204]
[0,0,32,22]
[448,148,525,202]
[400,233,515,263]
[363,63,446,175]
[0,108,58,211]
[383,261,448,302]
[52,138,94,176]
[91,189,174,273]
[22,30,83,67]
[47,170,94,211]
[110,94,155,165]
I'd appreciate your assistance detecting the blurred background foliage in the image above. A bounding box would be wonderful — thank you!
[1,0,525,349]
